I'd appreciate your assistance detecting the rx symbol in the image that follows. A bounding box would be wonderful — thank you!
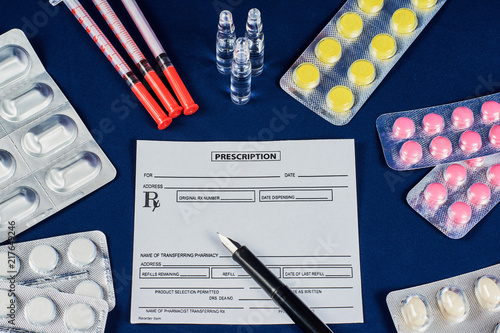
[143,191,160,212]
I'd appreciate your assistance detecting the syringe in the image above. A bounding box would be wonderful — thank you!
[91,0,183,118]
[121,0,199,115]
[49,0,172,130]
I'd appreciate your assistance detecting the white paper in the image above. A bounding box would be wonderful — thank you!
[130,139,363,325]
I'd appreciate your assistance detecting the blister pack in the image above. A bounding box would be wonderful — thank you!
[377,92,500,170]
[386,263,500,333]
[280,0,447,126]
[0,231,115,310]
[0,29,116,242]
[0,282,108,332]
[406,154,500,239]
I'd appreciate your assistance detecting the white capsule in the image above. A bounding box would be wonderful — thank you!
[75,280,104,300]
[437,286,468,322]
[401,295,431,331]
[475,275,500,311]
[29,244,59,274]
[25,296,56,326]
[65,302,95,331]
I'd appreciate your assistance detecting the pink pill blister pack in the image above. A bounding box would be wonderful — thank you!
[376,92,500,170]
[386,263,500,333]
[0,282,109,333]
[0,29,116,242]
[406,154,500,239]
[0,231,115,310]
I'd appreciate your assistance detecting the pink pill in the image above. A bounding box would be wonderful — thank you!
[459,130,482,153]
[393,117,415,139]
[490,125,500,148]
[487,164,500,187]
[447,202,472,225]
[452,107,474,129]
[424,183,448,206]
[481,101,500,123]
[444,164,467,186]
[429,136,452,159]
[468,183,491,206]
[399,141,423,164]
[422,113,444,135]
[466,157,485,168]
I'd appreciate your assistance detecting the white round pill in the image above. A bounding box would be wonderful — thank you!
[75,280,104,299]
[68,238,97,267]
[475,275,500,311]
[437,286,468,322]
[401,295,431,330]
[25,296,57,326]
[0,289,16,319]
[65,303,95,331]
[495,323,500,333]
[29,244,59,274]
[0,252,20,279]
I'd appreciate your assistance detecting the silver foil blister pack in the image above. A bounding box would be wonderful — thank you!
[0,29,116,242]
[0,231,115,310]
[280,0,447,126]
[0,282,108,332]
[377,92,500,170]
[406,154,500,239]
[386,263,500,333]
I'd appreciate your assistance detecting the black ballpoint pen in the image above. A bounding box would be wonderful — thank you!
[218,233,334,333]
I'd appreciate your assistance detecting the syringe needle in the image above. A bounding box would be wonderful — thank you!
[51,0,172,130]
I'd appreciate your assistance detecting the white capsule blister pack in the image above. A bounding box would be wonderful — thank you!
[0,283,108,332]
[280,0,447,126]
[406,154,500,239]
[0,231,115,310]
[386,263,500,333]
[377,92,500,170]
[0,29,116,242]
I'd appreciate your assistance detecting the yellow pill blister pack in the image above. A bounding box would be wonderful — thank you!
[280,0,447,126]
[386,263,500,333]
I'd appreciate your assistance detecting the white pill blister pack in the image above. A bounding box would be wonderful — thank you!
[0,283,108,332]
[0,231,115,310]
[377,92,500,170]
[280,0,447,126]
[0,29,116,242]
[407,154,500,239]
[386,263,500,333]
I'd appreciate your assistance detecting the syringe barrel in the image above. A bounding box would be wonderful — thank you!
[121,0,165,58]
[62,0,131,78]
[92,0,146,65]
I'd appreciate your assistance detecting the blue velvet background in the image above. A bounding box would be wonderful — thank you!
[2,0,500,332]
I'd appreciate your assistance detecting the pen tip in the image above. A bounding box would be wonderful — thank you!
[218,233,240,254]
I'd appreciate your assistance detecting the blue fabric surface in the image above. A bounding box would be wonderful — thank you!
[2,0,500,332]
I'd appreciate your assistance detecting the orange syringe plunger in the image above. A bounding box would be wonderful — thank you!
[157,54,199,116]
[125,73,172,130]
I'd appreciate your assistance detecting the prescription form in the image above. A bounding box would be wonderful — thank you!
[130,140,363,324]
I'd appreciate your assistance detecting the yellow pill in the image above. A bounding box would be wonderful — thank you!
[315,37,342,64]
[411,0,437,9]
[391,8,418,34]
[336,12,363,39]
[292,63,320,90]
[326,86,354,113]
[348,59,376,85]
[357,0,384,14]
[370,33,397,60]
